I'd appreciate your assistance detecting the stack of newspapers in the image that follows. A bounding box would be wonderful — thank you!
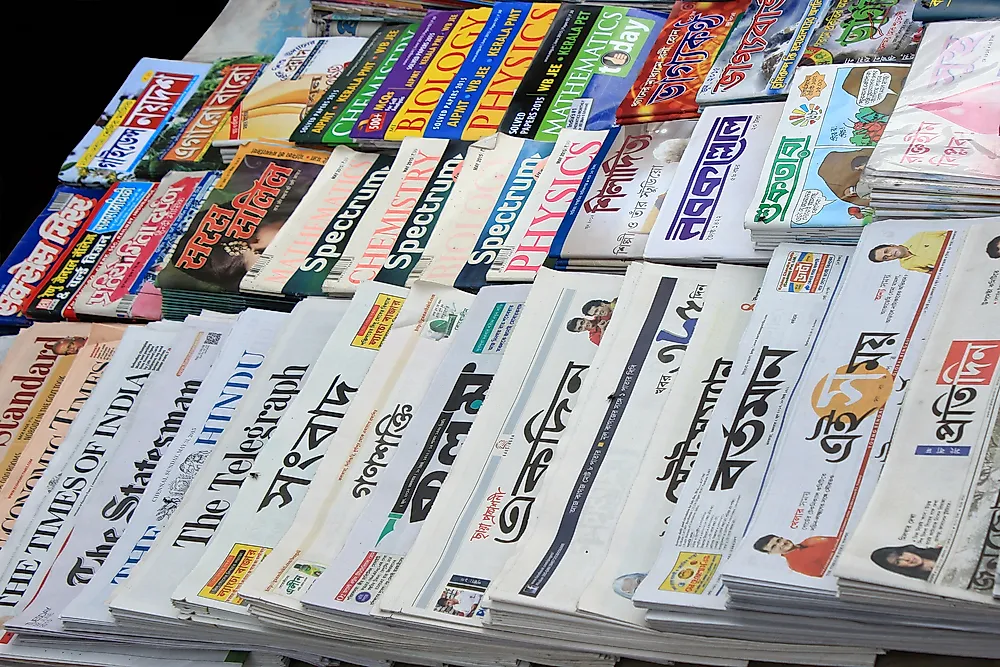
[860,21,1000,221]
[632,218,1000,657]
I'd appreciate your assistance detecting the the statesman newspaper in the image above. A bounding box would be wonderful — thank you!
[5,318,234,636]
[299,284,530,615]
[487,129,606,284]
[633,243,853,614]
[173,286,405,620]
[241,147,361,296]
[0,325,180,628]
[238,284,469,614]
[107,309,290,628]
[378,268,624,629]
[723,220,973,602]
[324,139,449,296]
[488,262,715,618]
[0,325,124,547]
[58,318,235,631]
[578,264,764,627]
[836,222,1000,610]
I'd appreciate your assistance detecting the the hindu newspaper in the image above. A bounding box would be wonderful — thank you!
[0,325,180,627]
[632,243,853,613]
[377,268,624,628]
[487,129,606,284]
[722,220,974,599]
[577,264,764,625]
[296,284,531,616]
[58,317,234,631]
[6,318,234,635]
[282,284,475,611]
[0,325,124,547]
[106,309,290,626]
[488,263,716,618]
[173,287,402,619]
[238,283,468,613]
[324,139,449,296]
[835,221,1000,608]
[241,147,359,296]
[412,133,550,288]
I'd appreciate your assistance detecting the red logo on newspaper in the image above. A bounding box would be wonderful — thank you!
[937,340,1000,386]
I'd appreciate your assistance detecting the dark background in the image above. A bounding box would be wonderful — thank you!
[3,0,229,259]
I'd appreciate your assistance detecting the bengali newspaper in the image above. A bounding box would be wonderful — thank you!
[835,222,1000,607]
[172,289,401,619]
[297,285,531,615]
[378,268,623,628]
[723,220,973,597]
[633,244,853,613]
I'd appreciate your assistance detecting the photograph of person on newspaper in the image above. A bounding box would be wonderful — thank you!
[566,298,618,346]
[866,230,948,274]
[869,544,942,580]
[752,534,838,578]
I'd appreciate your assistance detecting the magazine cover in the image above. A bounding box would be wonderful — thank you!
[577,265,763,626]
[72,172,219,321]
[59,59,211,187]
[632,244,852,612]
[488,129,607,283]
[378,269,623,628]
[835,222,1000,605]
[27,182,156,321]
[646,103,782,264]
[415,133,551,288]
[212,36,367,147]
[5,323,233,636]
[0,188,105,328]
[241,147,359,294]
[238,284,469,609]
[106,310,289,627]
[617,1,750,124]
[157,142,329,294]
[351,11,465,142]
[0,326,177,627]
[488,264,713,617]
[550,120,697,261]
[912,0,1000,21]
[696,0,829,105]
[383,8,494,142]
[746,63,910,232]
[376,140,470,287]
[863,21,1000,187]
[723,221,971,596]
[324,138,450,295]
[280,154,394,297]
[301,285,530,615]
[501,5,666,141]
[140,59,270,179]
[292,25,411,145]
[453,138,556,290]
[0,323,93,499]
[0,325,123,547]
[801,0,923,66]
[171,290,397,618]
[424,3,560,141]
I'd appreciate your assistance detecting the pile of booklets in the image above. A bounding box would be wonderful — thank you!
[0,0,999,666]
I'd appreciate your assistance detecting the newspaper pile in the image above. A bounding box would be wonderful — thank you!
[860,21,1000,220]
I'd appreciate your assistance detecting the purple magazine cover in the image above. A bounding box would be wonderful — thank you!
[350,10,463,141]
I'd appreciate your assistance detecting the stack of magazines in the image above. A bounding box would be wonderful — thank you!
[859,21,1000,221]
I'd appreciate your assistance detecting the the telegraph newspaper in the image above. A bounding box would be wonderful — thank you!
[633,244,853,613]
